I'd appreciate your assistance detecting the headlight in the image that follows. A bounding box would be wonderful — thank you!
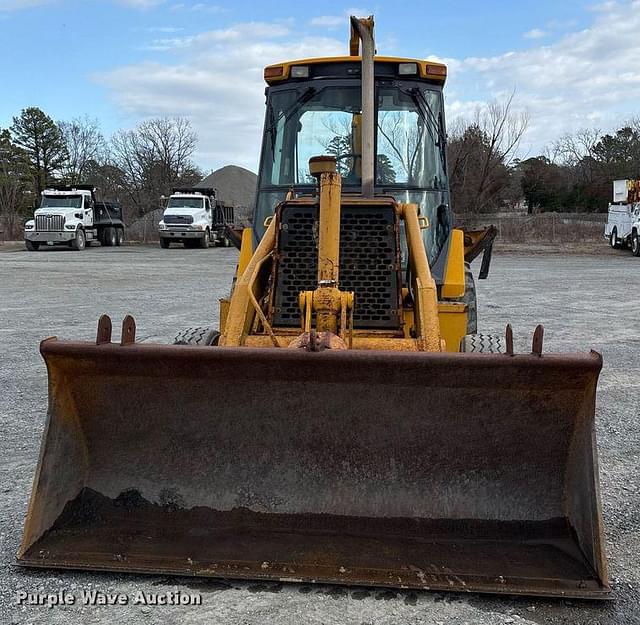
[159,223,167,230]
[65,224,76,230]
[193,224,204,230]
[24,223,34,230]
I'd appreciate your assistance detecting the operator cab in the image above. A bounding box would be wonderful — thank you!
[255,56,450,265]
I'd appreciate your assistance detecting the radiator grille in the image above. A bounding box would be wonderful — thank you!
[272,205,400,329]
[36,215,65,231]
[164,214,193,225]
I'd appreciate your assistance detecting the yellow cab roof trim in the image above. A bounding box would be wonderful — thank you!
[264,56,447,85]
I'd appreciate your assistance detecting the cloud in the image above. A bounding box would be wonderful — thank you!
[97,21,343,170]
[523,28,546,39]
[309,8,372,29]
[442,0,640,154]
[97,2,640,170]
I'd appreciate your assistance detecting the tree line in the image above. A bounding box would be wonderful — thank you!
[2,100,639,237]
[447,95,640,214]
[0,107,202,237]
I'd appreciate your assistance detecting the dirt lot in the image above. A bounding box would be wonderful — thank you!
[1,244,639,625]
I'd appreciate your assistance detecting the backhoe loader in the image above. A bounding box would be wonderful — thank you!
[19,16,609,599]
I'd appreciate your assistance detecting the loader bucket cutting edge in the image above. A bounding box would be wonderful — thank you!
[18,339,610,599]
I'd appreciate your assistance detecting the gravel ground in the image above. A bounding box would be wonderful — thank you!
[0,244,638,625]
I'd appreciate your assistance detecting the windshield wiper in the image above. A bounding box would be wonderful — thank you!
[401,87,447,181]
[266,87,316,155]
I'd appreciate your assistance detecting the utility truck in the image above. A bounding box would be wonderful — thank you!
[605,179,640,256]
[158,187,234,249]
[24,185,125,251]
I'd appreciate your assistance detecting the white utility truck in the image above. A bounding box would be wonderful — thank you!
[158,187,235,249]
[605,179,640,256]
[24,185,125,251]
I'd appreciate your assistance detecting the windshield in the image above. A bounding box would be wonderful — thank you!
[168,197,204,209]
[255,79,450,263]
[260,81,446,189]
[41,195,83,209]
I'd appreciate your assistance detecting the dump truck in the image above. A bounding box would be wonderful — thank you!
[605,179,640,255]
[24,185,125,251]
[18,16,609,600]
[159,187,235,249]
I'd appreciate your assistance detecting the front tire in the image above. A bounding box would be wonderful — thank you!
[198,229,210,249]
[610,228,622,249]
[70,228,86,251]
[173,326,220,346]
[25,240,39,251]
[632,232,640,257]
[160,238,170,249]
[460,333,504,353]
[115,228,124,246]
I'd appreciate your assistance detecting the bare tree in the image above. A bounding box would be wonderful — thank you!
[448,92,529,213]
[110,117,201,218]
[59,116,106,184]
[0,129,31,237]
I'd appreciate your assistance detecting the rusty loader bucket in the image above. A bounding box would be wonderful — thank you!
[18,330,609,599]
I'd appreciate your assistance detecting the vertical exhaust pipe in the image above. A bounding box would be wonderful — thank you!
[350,16,375,198]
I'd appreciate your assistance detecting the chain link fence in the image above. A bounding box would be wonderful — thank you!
[454,212,606,244]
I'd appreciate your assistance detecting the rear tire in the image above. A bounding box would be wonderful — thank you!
[455,262,477,335]
[460,333,504,353]
[173,326,220,346]
[25,240,39,251]
[103,227,117,247]
[160,238,170,249]
[70,228,86,251]
[632,232,640,257]
[115,228,124,246]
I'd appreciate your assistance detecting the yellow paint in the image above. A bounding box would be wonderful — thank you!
[237,228,254,279]
[441,229,466,298]
[219,298,230,334]
[437,302,468,352]
[244,335,420,351]
[264,56,447,85]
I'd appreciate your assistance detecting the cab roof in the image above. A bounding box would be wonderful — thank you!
[264,55,447,86]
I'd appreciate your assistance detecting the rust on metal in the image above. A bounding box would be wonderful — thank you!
[120,315,136,346]
[96,315,112,345]
[18,339,609,599]
[532,324,544,356]
[505,324,514,356]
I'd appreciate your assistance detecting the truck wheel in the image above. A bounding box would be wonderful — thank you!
[70,229,86,251]
[103,227,117,247]
[25,240,40,251]
[610,228,622,249]
[460,334,504,353]
[198,229,210,249]
[160,238,170,249]
[632,233,640,257]
[115,228,124,246]
[173,327,220,346]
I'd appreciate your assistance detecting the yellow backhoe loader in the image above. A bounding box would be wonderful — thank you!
[18,16,609,599]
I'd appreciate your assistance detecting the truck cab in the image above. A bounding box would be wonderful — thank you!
[24,185,124,251]
[159,188,234,249]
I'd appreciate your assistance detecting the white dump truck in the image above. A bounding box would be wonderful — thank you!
[605,179,640,256]
[158,187,235,249]
[24,185,125,251]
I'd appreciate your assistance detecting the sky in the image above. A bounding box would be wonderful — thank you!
[0,0,639,172]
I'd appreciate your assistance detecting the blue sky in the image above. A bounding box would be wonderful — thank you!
[0,0,637,171]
